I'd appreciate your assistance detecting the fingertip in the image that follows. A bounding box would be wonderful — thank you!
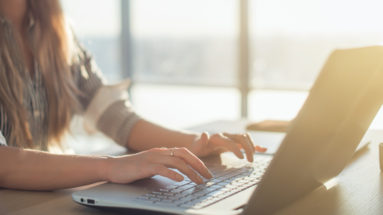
[254,145,267,152]
[247,156,254,163]
[198,177,204,184]
[206,169,214,179]
[231,149,244,159]
[238,153,244,159]
[209,170,214,178]
[193,176,204,184]
[201,132,209,141]
[201,169,213,179]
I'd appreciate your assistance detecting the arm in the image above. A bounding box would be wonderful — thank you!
[127,119,199,152]
[0,146,212,191]
[127,119,267,162]
[72,39,264,163]
[0,146,107,190]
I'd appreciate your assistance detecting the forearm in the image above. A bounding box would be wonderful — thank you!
[127,119,199,152]
[0,147,107,190]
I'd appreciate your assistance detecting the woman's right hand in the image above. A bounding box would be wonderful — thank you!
[103,147,213,184]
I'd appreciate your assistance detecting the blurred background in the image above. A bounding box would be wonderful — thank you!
[60,0,383,143]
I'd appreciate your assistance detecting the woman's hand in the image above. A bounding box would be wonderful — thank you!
[188,132,267,162]
[103,147,213,185]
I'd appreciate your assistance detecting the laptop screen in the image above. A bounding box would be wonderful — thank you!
[245,46,383,214]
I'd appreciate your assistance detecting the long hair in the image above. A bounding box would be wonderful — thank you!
[0,0,79,148]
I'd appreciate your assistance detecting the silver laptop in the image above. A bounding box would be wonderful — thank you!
[72,46,383,215]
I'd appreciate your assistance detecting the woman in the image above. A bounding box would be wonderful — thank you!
[0,0,266,190]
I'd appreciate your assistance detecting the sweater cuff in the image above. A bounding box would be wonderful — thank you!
[0,131,7,146]
[96,100,141,146]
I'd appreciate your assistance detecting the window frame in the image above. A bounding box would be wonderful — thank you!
[120,0,252,118]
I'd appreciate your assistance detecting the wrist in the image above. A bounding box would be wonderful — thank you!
[187,132,209,156]
[98,156,114,182]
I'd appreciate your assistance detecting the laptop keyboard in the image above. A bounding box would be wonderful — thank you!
[136,156,271,209]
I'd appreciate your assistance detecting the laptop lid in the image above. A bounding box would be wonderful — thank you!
[244,46,383,214]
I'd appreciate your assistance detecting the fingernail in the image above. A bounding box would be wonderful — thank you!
[197,177,203,184]
[207,170,214,178]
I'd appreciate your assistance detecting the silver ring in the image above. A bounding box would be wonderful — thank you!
[170,149,175,157]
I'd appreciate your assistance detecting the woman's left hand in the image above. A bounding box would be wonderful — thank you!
[188,132,267,162]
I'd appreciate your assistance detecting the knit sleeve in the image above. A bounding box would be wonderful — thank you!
[0,131,7,146]
[72,40,141,146]
[0,106,8,146]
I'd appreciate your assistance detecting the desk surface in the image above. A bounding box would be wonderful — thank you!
[1,120,383,215]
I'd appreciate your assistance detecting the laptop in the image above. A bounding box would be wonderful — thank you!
[72,46,383,214]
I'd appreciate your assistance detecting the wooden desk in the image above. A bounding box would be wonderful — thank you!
[1,121,383,215]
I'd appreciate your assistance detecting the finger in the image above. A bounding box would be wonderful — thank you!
[223,133,254,162]
[245,133,255,154]
[200,132,209,144]
[160,156,204,184]
[151,165,184,182]
[223,133,255,153]
[210,134,244,159]
[242,133,267,153]
[173,147,213,179]
[241,135,254,162]
[254,145,267,152]
[224,133,268,153]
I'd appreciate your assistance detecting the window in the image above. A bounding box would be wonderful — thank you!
[248,0,383,122]
[61,0,241,128]
[250,0,383,90]
[62,0,383,129]
[130,0,238,86]
[61,0,122,82]
[129,0,241,127]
